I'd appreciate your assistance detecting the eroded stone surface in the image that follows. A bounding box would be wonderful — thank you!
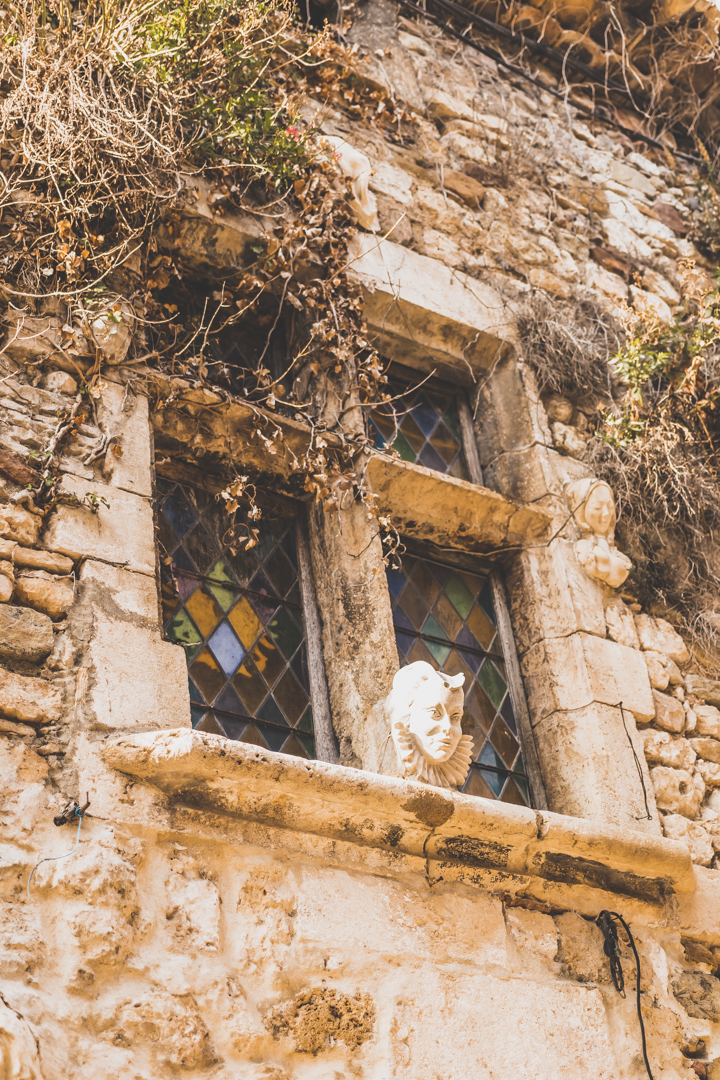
[0,606,53,663]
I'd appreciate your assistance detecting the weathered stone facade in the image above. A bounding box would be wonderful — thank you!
[4,0,720,1076]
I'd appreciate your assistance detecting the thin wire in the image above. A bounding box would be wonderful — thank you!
[596,910,655,1080]
[27,811,85,898]
[618,701,653,820]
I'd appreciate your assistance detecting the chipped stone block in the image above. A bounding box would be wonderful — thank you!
[554,911,610,983]
[0,604,53,662]
[0,564,13,603]
[653,689,685,733]
[43,474,155,574]
[0,505,42,547]
[0,541,73,575]
[79,560,158,621]
[14,571,74,621]
[551,421,587,458]
[672,972,720,1021]
[86,612,190,732]
[645,650,670,690]
[634,614,690,665]
[43,370,77,395]
[265,987,376,1054]
[0,718,35,736]
[641,729,696,770]
[695,705,720,739]
[605,597,640,649]
[696,761,720,788]
[690,738,720,766]
[662,814,714,866]
[650,766,704,818]
[165,853,220,952]
[0,667,62,725]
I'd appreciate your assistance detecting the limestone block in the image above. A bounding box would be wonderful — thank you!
[165,854,220,951]
[86,611,191,732]
[605,596,640,649]
[505,907,558,966]
[0,541,73,575]
[534,703,659,829]
[687,677,720,709]
[644,650,682,690]
[0,605,53,662]
[634,614,690,665]
[695,705,720,739]
[672,972,720,1021]
[608,158,658,197]
[104,991,217,1068]
[551,421,586,458]
[0,505,42,547]
[696,760,720,788]
[662,814,714,866]
[521,633,654,723]
[690,738,720,765]
[650,766,704,818]
[0,668,62,725]
[97,380,153,497]
[0,996,44,1079]
[507,540,606,655]
[554,911,611,983]
[0,718,35,736]
[80,560,159,621]
[641,729,696,770]
[653,689,686,733]
[43,370,77,395]
[43,474,155,574]
[0,564,13,603]
[71,906,133,967]
[14,571,74,621]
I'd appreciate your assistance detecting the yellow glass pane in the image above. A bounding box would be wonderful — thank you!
[185,587,223,638]
[228,596,263,649]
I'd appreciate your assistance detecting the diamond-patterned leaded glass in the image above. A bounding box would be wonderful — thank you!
[387,554,530,806]
[157,479,315,759]
[368,383,468,480]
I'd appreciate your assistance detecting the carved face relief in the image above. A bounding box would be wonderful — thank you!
[563,477,632,590]
[583,482,616,539]
[385,661,473,789]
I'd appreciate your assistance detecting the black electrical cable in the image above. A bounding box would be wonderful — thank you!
[596,910,656,1080]
[390,0,703,165]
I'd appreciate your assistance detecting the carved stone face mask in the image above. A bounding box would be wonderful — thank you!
[406,682,465,763]
[583,483,616,538]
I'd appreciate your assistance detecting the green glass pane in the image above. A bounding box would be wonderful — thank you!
[514,774,530,804]
[424,638,451,667]
[184,641,204,664]
[298,705,314,733]
[296,731,316,758]
[423,614,449,644]
[478,659,507,710]
[208,579,238,613]
[445,574,474,619]
[166,609,202,646]
[442,406,461,441]
[268,606,303,661]
[392,429,417,464]
[449,455,469,481]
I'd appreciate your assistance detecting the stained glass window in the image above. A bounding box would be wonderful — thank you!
[157,479,315,759]
[368,382,468,480]
[387,553,530,806]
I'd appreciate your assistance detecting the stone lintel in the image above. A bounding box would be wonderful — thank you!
[348,234,517,387]
[366,454,549,554]
[103,729,693,907]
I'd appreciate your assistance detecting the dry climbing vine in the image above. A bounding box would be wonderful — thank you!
[0,0,409,558]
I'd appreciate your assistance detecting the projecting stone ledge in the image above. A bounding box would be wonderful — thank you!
[103,728,694,915]
[366,454,549,555]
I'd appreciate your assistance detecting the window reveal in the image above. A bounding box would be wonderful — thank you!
[387,553,531,806]
[368,381,469,480]
[157,479,315,759]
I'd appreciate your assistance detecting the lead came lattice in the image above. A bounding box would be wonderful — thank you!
[158,480,315,759]
[387,554,530,805]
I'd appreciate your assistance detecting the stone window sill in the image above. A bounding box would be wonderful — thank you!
[104,728,693,915]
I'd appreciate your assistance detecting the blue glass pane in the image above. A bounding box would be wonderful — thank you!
[411,399,440,437]
[208,621,245,677]
[501,694,518,735]
[163,493,197,538]
[478,765,504,797]
[386,566,407,598]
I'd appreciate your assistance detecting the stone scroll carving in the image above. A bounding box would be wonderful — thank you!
[386,661,473,789]
[321,135,379,232]
[564,478,632,590]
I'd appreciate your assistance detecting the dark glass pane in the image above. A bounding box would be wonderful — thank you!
[162,493,196,538]
[264,546,296,598]
[196,712,224,736]
[462,768,496,800]
[251,634,286,688]
[478,659,507,710]
[291,646,310,693]
[432,592,463,641]
[268,606,303,661]
[418,443,447,472]
[190,647,226,705]
[501,694,518,735]
[411,398,440,437]
[489,714,520,769]
[233,658,268,714]
[213,682,245,720]
[396,582,428,631]
[274,667,308,726]
[367,381,466,478]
